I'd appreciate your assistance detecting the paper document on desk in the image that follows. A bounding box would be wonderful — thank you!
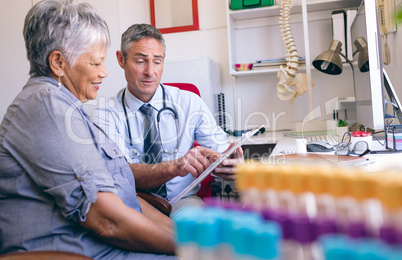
[169,125,264,206]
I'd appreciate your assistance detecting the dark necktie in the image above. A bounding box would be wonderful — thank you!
[139,104,166,197]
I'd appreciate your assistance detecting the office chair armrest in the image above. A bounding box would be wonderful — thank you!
[137,191,172,216]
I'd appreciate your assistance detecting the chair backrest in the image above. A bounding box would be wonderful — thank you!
[162,83,214,199]
[163,83,201,97]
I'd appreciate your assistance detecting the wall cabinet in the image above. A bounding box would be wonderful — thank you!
[225,0,362,77]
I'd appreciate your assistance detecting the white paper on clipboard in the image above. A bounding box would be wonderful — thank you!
[169,125,264,206]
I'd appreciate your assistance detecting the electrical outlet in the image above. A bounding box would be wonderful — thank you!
[221,179,239,200]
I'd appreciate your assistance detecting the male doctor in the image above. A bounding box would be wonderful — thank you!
[92,24,243,217]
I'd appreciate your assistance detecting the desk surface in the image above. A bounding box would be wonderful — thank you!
[230,130,402,169]
[228,130,286,145]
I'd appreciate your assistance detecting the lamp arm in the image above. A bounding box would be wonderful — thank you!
[339,52,354,72]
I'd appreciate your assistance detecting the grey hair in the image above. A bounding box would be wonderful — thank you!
[23,0,111,77]
[120,24,166,61]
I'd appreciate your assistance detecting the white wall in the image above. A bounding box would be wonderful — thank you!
[1,0,401,132]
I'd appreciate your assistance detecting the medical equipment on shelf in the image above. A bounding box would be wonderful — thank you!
[277,0,314,103]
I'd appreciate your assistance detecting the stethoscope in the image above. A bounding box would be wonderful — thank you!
[122,84,179,159]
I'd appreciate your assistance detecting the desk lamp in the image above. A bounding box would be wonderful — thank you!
[312,38,369,75]
[312,40,353,74]
[353,37,369,72]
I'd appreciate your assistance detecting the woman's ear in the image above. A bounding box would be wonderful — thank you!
[48,50,65,77]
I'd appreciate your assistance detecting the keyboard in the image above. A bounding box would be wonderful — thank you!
[306,134,338,145]
[270,133,338,157]
[270,137,305,156]
[284,130,338,145]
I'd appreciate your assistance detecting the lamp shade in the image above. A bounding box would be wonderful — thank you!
[312,40,343,75]
[354,37,369,72]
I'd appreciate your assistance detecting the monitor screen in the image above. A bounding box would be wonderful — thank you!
[351,0,385,131]
[383,68,402,121]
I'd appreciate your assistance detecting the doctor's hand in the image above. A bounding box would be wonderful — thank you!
[171,146,222,178]
[213,142,244,181]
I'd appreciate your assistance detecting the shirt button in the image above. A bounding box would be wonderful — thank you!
[114,149,118,154]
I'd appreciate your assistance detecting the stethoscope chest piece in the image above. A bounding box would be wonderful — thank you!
[129,148,138,159]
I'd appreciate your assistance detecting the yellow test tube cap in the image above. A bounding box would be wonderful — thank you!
[270,164,288,191]
[349,170,380,200]
[308,165,332,195]
[377,174,402,210]
[327,167,353,198]
[287,164,311,194]
[255,164,273,190]
[235,161,257,191]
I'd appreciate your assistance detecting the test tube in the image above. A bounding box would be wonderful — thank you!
[258,163,280,211]
[377,173,402,244]
[235,162,261,210]
[348,169,383,237]
[174,207,203,260]
[327,167,356,234]
[286,164,316,218]
[307,164,337,221]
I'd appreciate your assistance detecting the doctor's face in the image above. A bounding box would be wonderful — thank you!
[117,38,165,103]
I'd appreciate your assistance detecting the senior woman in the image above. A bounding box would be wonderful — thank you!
[0,0,178,259]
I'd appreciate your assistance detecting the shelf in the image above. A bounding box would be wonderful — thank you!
[228,0,361,21]
[230,65,306,77]
[230,61,357,77]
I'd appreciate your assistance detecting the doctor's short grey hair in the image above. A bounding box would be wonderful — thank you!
[120,23,166,61]
[23,0,110,77]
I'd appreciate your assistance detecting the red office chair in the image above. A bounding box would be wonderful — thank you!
[163,83,214,199]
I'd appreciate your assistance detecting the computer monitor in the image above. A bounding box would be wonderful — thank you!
[383,68,402,122]
[351,0,385,131]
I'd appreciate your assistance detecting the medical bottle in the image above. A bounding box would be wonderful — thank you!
[326,167,356,234]
[255,163,276,211]
[377,174,402,244]
[235,162,261,210]
[319,234,358,260]
[227,212,265,260]
[195,208,224,260]
[286,164,316,217]
[270,164,294,214]
[348,169,382,238]
[307,164,336,221]
[173,206,202,260]
[254,221,282,260]
[286,164,323,259]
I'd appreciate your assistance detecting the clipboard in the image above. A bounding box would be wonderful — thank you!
[169,124,265,206]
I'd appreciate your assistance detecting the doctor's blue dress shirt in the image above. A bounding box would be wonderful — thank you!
[92,84,229,201]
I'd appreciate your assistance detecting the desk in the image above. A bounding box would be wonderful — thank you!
[229,131,402,169]
[228,131,285,160]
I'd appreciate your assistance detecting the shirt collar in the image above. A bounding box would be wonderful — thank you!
[124,84,164,112]
[30,76,86,113]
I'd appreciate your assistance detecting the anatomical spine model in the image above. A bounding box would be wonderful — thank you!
[277,0,314,103]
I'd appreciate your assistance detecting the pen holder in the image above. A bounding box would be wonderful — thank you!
[350,136,372,152]
[386,124,402,151]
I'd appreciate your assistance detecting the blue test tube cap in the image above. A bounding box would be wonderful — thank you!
[195,208,224,248]
[388,246,402,260]
[230,221,255,256]
[173,206,203,245]
[355,238,389,260]
[254,221,282,260]
[320,234,357,260]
